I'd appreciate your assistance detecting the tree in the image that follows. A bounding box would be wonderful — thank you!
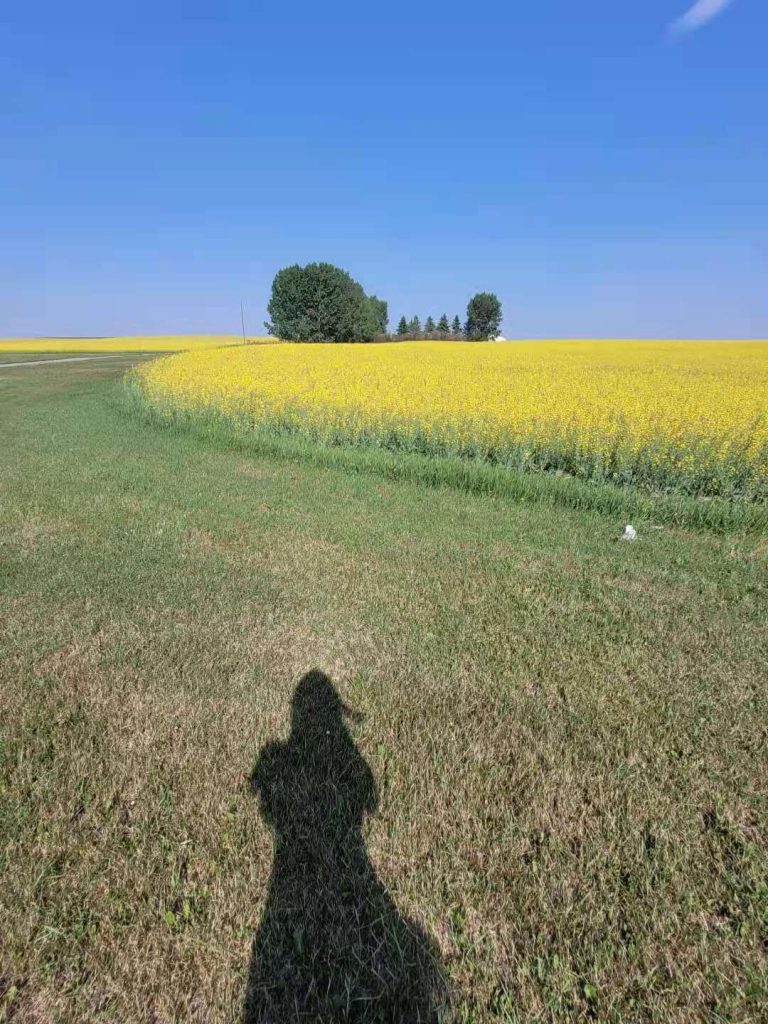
[367,295,388,337]
[408,316,422,339]
[451,315,463,339]
[265,263,384,342]
[464,292,502,341]
[437,314,450,338]
[396,315,409,338]
[424,316,436,338]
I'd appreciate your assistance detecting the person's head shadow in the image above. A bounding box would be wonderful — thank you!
[243,669,449,1022]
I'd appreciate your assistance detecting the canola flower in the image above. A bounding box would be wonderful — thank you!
[130,340,768,498]
[0,335,275,354]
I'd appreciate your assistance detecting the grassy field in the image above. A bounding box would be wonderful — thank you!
[1,357,767,1022]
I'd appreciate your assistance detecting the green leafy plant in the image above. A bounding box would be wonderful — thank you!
[465,292,502,341]
[265,263,385,342]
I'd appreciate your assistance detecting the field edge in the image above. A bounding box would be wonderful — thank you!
[119,380,768,535]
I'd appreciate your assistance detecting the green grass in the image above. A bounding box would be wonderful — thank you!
[1,359,767,1022]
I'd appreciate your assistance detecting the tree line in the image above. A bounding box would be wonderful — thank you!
[393,294,502,341]
[395,314,462,340]
[266,263,502,343]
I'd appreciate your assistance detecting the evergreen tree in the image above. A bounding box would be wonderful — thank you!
[408,316,422,339]
[396,315,409,338]
[437,313,450,338]
[451,315,463,339]
[424,316,436,338]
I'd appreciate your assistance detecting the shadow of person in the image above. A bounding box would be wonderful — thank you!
[243,669,449,1023]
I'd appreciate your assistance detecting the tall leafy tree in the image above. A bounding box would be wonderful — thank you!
[367,295,388,336]
[451,315,463,338]
[265,263,385,342]
[437,314,450,338]
[464,292,502,341]
[396,315,409,338]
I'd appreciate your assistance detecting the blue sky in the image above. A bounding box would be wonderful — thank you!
[1,0,766,337]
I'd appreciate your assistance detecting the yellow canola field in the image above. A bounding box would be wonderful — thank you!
[0,335,275,353]
[132,340,768,497]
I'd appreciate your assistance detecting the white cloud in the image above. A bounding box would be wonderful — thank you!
[669,0,734,35]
